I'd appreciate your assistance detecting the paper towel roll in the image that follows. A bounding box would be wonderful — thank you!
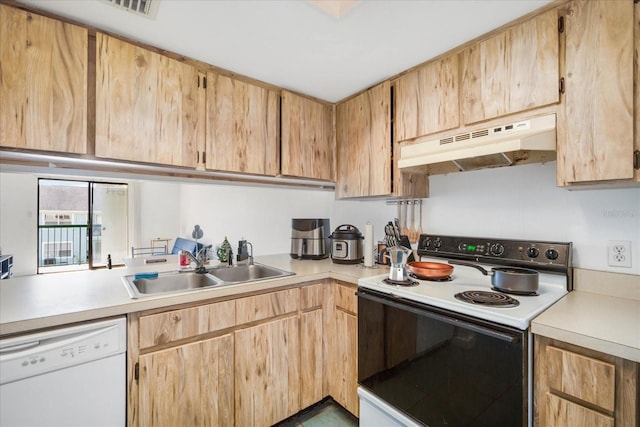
[364,223,374,267]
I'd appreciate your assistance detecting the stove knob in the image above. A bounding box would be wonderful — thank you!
[423,239,431,249]
[434,238,442,249]
[526,247,540,258]
[490,243,504,256]
[545,248,559,260]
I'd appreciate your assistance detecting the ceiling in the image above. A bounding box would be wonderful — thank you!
[19,0,552,103]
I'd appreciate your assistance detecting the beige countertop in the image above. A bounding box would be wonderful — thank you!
[0,254,384,337]
[4,260,639,365]
[532,269,640,363]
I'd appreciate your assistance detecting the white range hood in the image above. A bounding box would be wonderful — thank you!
[399,114,556,172]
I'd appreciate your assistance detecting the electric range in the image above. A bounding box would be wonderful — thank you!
[358,234,572,330]
[356,234,572,426]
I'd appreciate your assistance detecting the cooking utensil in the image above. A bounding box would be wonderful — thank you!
[384,223,395,247]
[407,200,414,243]
[417,200,423,236]
[407,261,453,279]
[409,202,419,243]
[401,202,409,237]
[448,260,539,294]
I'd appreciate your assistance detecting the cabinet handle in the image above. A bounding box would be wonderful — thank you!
[559,77,565,94]
[558,16,564,33]
[634,150,639,170]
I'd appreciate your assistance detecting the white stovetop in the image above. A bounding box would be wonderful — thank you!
[358,260,568,330]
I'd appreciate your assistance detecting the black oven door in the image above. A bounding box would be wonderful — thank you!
[357,288,527,427]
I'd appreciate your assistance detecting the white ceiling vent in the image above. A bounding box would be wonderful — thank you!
[101,0,159,19]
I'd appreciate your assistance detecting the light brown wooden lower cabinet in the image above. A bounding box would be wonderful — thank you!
[331,307,358,414]
[534,335,638,427]
[325,281,359,416]
[138,333,234,427]
[235,315,301,426]
[300,308,324,407]
[129,281,360,426]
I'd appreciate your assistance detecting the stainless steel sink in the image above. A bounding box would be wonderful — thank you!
[122,271,220,298]
[207,263,294,284]
[122,263,294,298]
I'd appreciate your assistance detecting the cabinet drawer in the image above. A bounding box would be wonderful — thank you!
[300,282,325,310]
[546,345,615,411]
[335,282,357,314]
[139,300,236,349]
[236,288,299,324]
[545,393,614,427]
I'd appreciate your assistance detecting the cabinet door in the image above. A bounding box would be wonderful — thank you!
[138,334,234,427]
[558,0,634,184]
[544,394,614,427]
[300,308,324,408]
[235,316,300,426]
[546,345,615,412]
[281,91,335,181]
[205,73,279,175]
[461,8,559,125]
[336,81,391,198]
[95,33,200,167]
[534,335,638,427]
[332,309,358,416]
[0,5,87,153]
[395,55,460,141]
[326,282,358,416]
[138,299,235,349]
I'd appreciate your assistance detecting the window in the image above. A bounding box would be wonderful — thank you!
[38,179,128,273]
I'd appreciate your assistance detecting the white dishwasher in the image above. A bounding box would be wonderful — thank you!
[0,317,127,427]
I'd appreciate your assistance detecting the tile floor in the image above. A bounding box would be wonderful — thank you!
[274,398,358,427]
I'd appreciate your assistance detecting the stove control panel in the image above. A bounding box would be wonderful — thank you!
[417,234,572,273]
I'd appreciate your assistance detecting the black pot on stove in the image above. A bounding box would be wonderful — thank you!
[329,224,363,264]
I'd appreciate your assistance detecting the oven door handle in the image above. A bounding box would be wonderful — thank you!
[356,290,521,344]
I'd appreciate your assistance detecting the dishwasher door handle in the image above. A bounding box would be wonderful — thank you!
[0,341,40,354]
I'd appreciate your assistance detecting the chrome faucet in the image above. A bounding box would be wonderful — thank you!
[180,248,208,274]
[237,240,254,266]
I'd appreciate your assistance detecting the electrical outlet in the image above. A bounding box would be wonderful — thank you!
[608,240,632,267]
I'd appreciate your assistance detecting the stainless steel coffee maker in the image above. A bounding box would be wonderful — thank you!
[290,218,330,260]
[384,246,413,282]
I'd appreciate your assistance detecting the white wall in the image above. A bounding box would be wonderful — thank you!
[176,183,335,255]
[0,173,38,276]
[424,162,640,274]
[1,164,639,276]
[174,183,397,256]
[131,181,181,250]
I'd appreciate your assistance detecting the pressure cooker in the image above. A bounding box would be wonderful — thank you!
[329,224,363,264]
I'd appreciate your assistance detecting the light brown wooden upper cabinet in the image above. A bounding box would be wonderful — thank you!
[460,8,560,125]
[395,54,460,142]
[95,33,200,167]
[204,72,279,176]
[281,91,335,181]
[0,5,87,154]
[336,82,391,198]
[557,0,637,185]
